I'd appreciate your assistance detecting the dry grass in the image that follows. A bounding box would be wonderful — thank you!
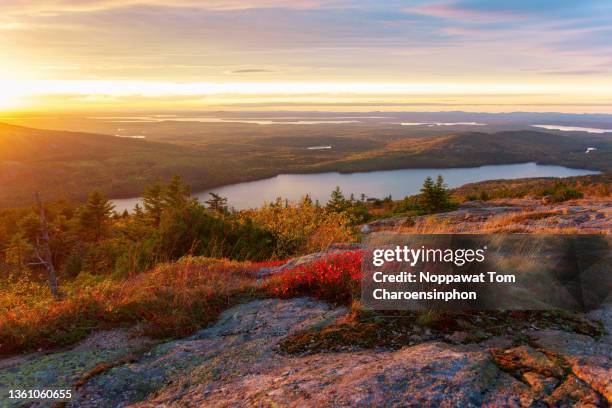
[0,256,274,356]
[394,208,607,234]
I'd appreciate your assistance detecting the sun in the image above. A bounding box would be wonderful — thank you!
[0,95,18,111]
[0,80,25,111]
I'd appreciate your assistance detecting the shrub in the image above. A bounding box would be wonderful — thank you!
[266,250,363,304]
[0,257,267,355]
[239,199,356,258]
[543,182,584,203]
[154,205,276,262]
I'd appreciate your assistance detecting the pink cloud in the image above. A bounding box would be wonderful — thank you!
[405,2,525,23]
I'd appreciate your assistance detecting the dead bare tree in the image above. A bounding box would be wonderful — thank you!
[33,192,60,299]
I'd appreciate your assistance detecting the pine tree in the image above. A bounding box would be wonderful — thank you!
[205,192,228,212]
[301,194,313,207]
[163,174,191,210]
[420,176,436,212]
[420,175,453,213]
[79,189,114,241]
[327,186,348,212]
[434,175,452,208]
[133,203,145,219]
[142,179,164,226]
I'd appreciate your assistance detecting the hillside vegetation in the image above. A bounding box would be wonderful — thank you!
[322,131,612,172]
[2,173,609,355]
[1,122,611,207]
[453,172,611,201]
[0,122,259,207]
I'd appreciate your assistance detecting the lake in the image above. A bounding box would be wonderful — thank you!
[111,162,599,212]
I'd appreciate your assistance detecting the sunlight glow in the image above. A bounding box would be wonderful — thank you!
[2,79,612,112]
[4,79,612,97]
[0,81,25,110]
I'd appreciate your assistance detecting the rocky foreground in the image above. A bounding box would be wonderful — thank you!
[363,198,612,233]
[1,298,609,407]
[1,198,610,407]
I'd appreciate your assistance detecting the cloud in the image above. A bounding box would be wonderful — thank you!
[0,22,25,29]
[406,0,608,21]
[227,69,276,74]
[405,2,525,23]
[2,0,612,103]
[0,0,341,16]
[537,69,610,76]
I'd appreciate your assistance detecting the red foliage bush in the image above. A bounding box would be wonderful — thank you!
[267,250,363,304]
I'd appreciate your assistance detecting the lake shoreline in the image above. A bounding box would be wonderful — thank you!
[107,158,608,204]
[112,162,600,212]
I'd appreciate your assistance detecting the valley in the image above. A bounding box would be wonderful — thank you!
[1,115,611,208]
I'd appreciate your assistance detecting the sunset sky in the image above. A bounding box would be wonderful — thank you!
[1,0,612,112]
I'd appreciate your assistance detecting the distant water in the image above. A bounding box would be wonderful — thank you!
[111,162,599,212]
[531,124,612,134]
[91,115,361,125]
[400,122,486,126]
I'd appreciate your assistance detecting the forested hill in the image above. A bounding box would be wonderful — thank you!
[0,122,250,207]
[0,122,610,208]
[321,130,612,173]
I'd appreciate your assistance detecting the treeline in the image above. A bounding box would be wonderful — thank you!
[0,174,459,297]
[0,175,370,292]
[0,176,267,282]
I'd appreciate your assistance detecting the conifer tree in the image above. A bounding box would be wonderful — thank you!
[163,174,191,210]
[327,186,348,212]
[301,194,313,207]
[142,179,164,227]
[205,192,228,212]
[79,189,114,241]
[420,175,453,213]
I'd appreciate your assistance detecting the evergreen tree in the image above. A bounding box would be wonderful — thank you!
[205,192,228,213]
[301,194,313,207]
[420,175,453,213]
[327,186,348,212]
[142,179,164,226]
[420,176,436,212]
[163,174,191,210]
[79,189,114,241]
[434,175,452,208]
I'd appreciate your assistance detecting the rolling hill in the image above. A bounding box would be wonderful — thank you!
[0,123,253,207]
[0,123,610,208]
[320,131,612,173]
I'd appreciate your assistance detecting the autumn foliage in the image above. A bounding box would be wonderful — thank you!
[238,197,356,258]
[266,250,363,304]
[0,257,270,355]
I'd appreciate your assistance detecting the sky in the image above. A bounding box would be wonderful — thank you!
[1,0,612,112]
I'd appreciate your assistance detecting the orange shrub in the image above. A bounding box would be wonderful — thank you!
[238,199,356,258]
[0,256,268,355]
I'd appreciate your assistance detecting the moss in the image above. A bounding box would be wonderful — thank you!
[278,307,607,355]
